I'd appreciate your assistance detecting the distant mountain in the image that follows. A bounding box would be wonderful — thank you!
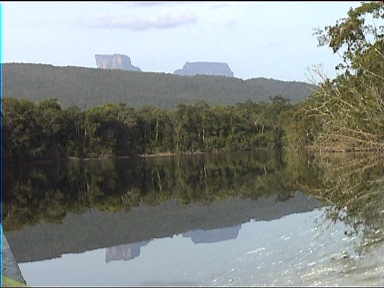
[95,54,141,71]
[174,62,234,77]
[3,63,317,109]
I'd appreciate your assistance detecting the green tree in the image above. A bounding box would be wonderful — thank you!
[299,2,384,151]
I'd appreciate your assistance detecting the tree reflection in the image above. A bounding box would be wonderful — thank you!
[4,151,294,231]
[5,150,384,257]
[291,151,384,255]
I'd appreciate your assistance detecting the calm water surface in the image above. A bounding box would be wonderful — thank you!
[4,151,384,286]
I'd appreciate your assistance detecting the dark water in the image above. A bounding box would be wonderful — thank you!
[4,151,384,286]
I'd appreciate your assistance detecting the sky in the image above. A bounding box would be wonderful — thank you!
[2,1,360,82]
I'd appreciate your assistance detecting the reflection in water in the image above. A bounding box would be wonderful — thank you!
[6,192,320,264]
[183,225,241,244]
[4,151,293,232]
[4,150,384,286]
[105,241,149,263]
[105,225,242,264]
[293,153,384,256]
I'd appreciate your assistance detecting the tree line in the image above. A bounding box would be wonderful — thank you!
[3,96,293,161]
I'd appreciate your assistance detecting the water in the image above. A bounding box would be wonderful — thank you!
[4,151,384,286]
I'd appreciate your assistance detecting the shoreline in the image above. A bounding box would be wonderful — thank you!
[9,149,269,165]
[12,147,384,164]
[68,150,221,161]
[67,148,275,161]
[139,151,207,158]
[305,145,384,153]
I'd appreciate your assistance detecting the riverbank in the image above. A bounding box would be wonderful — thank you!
[305,145,384,153]
[67,151,205,161]
[68,150,228,160]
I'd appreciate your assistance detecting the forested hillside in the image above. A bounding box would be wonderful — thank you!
[3,63,315,109]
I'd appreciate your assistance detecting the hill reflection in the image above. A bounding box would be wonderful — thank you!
[4,150,384,265]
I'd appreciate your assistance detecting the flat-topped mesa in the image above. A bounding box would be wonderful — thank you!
[95,54,141,71]
[174,61,234,77]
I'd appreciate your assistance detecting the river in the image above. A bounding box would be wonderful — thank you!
[4,151,384,286]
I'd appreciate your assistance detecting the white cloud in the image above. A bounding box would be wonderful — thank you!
[85,11,198,31]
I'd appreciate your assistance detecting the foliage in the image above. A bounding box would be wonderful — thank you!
[296,2,384,151]
[3,98,293,161]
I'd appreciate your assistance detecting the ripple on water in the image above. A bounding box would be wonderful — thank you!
[245,247,266,255]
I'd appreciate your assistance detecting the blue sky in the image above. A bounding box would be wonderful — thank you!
[2,1,360,82]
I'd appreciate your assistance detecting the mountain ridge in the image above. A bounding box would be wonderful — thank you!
[3,63,317,109]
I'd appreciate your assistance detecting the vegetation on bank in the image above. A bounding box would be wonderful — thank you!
[288,2,384,152]
[3,97,293,161]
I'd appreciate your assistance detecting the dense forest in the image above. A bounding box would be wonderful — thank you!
[3,63,315,109]
[3,97,292,161]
